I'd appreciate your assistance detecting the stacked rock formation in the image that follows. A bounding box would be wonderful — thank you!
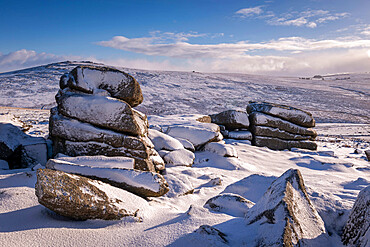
[247,101,317,150]
[49,65,163,172]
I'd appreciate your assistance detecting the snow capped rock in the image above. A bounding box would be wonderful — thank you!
[35,168,148,220]
[148,129,184,151]
[45,156,169,197]
[150,150,166,172]
[56,89,148,136]
[66,65,143,107]
[205,193,254,217]
[166,125,221,148]
[163,149,195,167]
[193,225,228,244]
[164,173,194,197]
[254,136,317,150]
[49,108,150,149]
[210,110,250,130]
[249,112,317,137]
[176,138,195,152]
[247,101,315,128]
[227,130,252,140]
[53,139,155,172]
[342,185,370,247]
[203,142,237,157]
[245,169,328,246]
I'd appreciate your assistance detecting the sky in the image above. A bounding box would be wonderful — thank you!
[1,0,370,75]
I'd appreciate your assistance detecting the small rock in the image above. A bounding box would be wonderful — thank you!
[175,138,195,152]
[365,150,370,161]
[148,129,184,151]
[205,193,254,217]
[194,225,228,244]
[203,142,237,157]
[164,149,195,167]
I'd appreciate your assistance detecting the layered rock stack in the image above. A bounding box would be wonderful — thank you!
[247,101,317,150]
[49,65,163,172]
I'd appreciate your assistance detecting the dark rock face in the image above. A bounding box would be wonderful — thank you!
[35,168,147,220]
[250,125,314,141]
[210,110,250,130]
[342,185,370,247]
[0,123,47,169]
[249,112,317,137]
[67,65,143,107]
[245,169,328,246]
[45,157,169,197]
[253,136,317,151]
[247,101,315,128]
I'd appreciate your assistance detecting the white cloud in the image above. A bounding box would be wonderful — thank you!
[98,34,370,59]
[236,6,264,17]
[0,49,77,73]
[268,17,308,27]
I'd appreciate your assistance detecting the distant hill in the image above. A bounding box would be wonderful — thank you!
[0,61,369,123]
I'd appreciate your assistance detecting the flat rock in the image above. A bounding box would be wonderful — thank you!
[249,112,317,137]
[247,101,315,127]
[210,110,249,130]
[163,149,195,167]
[203,142,237,157]
[227,130,252,140]
[254,136,317,150]
[342,185,370,247]
[65,65,143,107]
[166,125,221,148]
[245,169,328,246]
[51,139,155,172]
[49,108,151,150]
[56,89,147,136]
[204,193,254,217]
[46,156,169,197]
[35,168,148,220]
[250,125,315,140]
[148,129,184,151]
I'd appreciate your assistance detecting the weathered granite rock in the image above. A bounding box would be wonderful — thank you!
[227,130,253,140]
[245,169,328,246]
[203,142,238,157]
[166,125,221,149]
[205,193,254,217]
[65,65,143,107]
[45,156,169,197]
[163,149,195,167]
[56,89,148,136]
[247,101,315,127]
[210,110,250,130]
[35,168,148,220]
[51,139,155,172]
[250,125,315,140]
[253,136,317,150]
[150,150,166,172]
[148,129,184,151]
[342,185,370,247]
[249,112,317,137]
[49,108,150,149]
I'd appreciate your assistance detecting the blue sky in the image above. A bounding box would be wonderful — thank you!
[1,0,370,75]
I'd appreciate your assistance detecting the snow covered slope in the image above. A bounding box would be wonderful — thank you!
[0,61,369,123]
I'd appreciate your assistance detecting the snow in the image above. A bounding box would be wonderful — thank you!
[176,138,195,151]
[0,62,369,246]
[52,155,135,169]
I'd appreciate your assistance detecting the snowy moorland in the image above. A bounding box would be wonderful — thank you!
[0,61,369,247]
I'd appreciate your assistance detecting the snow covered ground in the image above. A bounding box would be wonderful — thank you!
[0,62,369,246]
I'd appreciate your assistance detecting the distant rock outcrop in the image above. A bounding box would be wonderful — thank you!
[245,169,328,246]
[50,65,160,172]
[342,185,370,247]
[35,168,148,220]
[0,123,47,169]
[247,102,317,150]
